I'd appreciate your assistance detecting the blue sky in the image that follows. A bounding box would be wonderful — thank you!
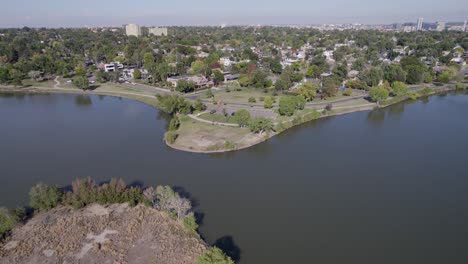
[1,0,467,27]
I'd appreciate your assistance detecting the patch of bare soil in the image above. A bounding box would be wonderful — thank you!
[0,204,207,264]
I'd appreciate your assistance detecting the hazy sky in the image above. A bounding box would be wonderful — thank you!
[1,0,467,27]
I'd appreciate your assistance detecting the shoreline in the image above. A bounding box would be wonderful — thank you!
[1,84,464,154]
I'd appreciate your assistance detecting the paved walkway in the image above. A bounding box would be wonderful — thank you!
[187,112,240,127]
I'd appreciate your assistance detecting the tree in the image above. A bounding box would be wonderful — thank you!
[264,96,275,109]
[133,69,142,80]
[192,60,208,76]
[234,110,251,127]
[306,65,320,78]
[270,59,282,74]
[322,77,340,97]
[298,82,318,101]
[176,79,196,93]
[156,95,193,115]
[9,69,24,87]
[405,65,425,84]
[198,247,234,264]
[193,98,207,112]
[73,76,89,90]
[279,96,298,116]
[274,79,287,90]
[75,65,87,77]
[29,183,62,211]
[28,70,42,81]
[0,67,10,83]
[391,81,408,97]
[249,117,273,133]
[360,67,383,87]
[383,64,406,83]
[437,70,452,84]
[213,70,225,85]
[370,86,389,103]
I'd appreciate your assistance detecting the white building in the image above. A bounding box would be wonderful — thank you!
[436,21,446,32]
[125,24,141,37]
[104,62,124,72]
[417,18,424,31]
[148,27,168,36]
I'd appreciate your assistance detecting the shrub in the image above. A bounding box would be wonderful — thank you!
[369,86,389,103]
[249,117,273,133]
[0,207,20,237]
[29,183,63,211]
[234,110,251,127]
[168,117,180,131]
[63,178,144,209]
[343,88,353,96]
[259,97,265,102]
[193,99,207,112]
[183,214,199,234]
[391,81,408,97]
[224,141,236,150]
[408,92,418,100]
[198,247,234,264]
[279,96,305,116]
[165,131,179,144]
[205,89,214,98]
[324,104,333,112]
[248,97,256,103]
[422,87,432,95]
[455,83,465,89]
[264,96,275,109]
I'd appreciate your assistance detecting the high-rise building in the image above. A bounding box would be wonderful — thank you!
[436,21,446,31]
[148,27,168,36]
[125,24,141,37]
[417,17,424,31]
[464,21,467,32]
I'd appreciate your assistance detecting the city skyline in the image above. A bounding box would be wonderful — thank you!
[1,0,467,27]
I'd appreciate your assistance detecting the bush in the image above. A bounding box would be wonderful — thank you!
[193,99,207,112]
[234,110,251,127]
[0,207,20,237]
[248,97,256,103]
[369,86,389,103]
[422,87,432,95]
[63,178,143,209]
[249,117,273,133]
[455,83,465,89]
[343,88,353,96]
[168,117,180,131]
[183,214,199,234]
[29,183,63,211]
[198,247,234,264]
[156,95,193,115]
[165,131,179,144]
[278,96,305,116]
[408,92,418,100]
[391,81,408,97]
[264,96,275,109]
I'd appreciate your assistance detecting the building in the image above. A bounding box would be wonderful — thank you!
[436,21,446,31]
[148,27,168,36]
[166,76,214,89]
[464,21,467,32]
[125,24,141,37]
[417,18,424,31]
[103,62,124,72]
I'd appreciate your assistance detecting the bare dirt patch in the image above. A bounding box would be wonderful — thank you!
[0,204,206,264]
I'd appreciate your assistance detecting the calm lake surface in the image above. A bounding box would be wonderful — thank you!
[1,91,468,264]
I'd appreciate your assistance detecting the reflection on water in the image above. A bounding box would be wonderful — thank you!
[74,95,92,107]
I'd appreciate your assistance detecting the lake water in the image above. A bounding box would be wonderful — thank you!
[1,91,468,264]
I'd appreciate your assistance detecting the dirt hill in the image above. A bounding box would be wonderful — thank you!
[0,204,207,264]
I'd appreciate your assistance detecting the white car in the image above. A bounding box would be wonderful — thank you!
[66,80,72,83]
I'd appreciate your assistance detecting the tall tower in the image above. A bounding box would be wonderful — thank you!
[463,21,467,32]
[417,17,423,31]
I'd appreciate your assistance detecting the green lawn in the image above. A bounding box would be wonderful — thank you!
[198,113,238,124]
[213,88,280,106]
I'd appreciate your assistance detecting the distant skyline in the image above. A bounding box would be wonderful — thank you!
[1,0,467,28]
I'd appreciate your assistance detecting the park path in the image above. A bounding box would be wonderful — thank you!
[187,112,240,127]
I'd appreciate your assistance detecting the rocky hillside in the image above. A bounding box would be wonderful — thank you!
[0,204,207,264]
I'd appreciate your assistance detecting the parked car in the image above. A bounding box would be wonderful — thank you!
[209,110,216,114]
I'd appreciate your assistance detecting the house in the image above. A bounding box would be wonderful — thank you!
[103,62,124,72]
[196,52,209,59]
[167,76,214,89]
[220,57,232,67]
[450,57,466,66]
[224,74,240,82]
